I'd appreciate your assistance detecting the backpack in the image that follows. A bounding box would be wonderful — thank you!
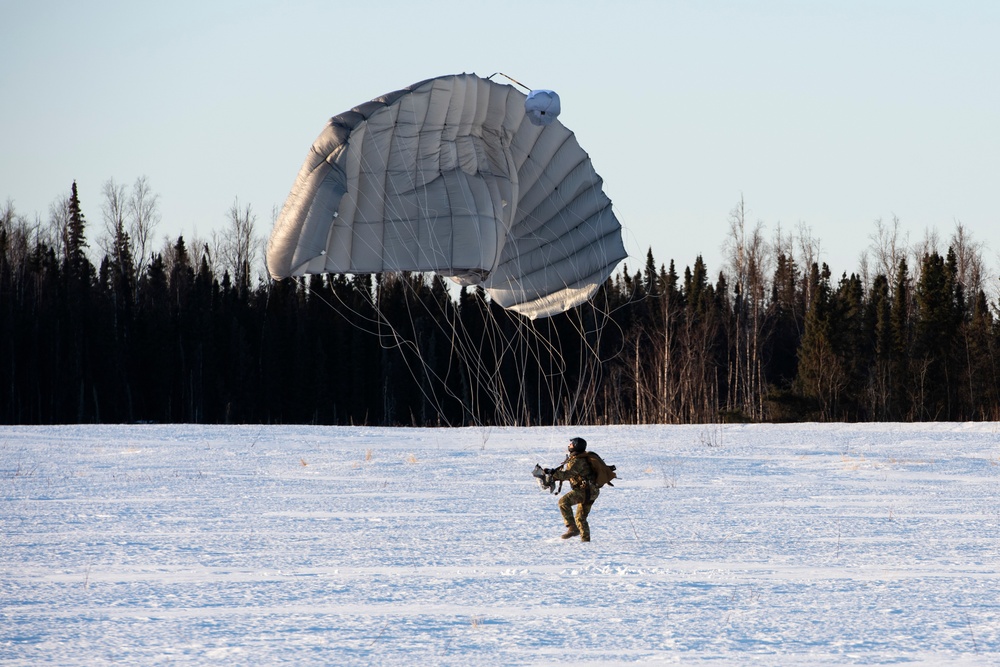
[583,451,617,488]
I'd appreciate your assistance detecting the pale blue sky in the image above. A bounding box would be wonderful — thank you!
[3,0,998,279]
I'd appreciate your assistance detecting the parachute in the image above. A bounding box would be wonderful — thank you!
[266,73,626,320]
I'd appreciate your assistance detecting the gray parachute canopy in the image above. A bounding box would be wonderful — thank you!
[266,73,626,319]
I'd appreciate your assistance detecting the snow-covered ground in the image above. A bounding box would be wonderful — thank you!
[2,422,999,665]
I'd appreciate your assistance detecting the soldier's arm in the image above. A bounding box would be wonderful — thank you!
[551,457,584,481]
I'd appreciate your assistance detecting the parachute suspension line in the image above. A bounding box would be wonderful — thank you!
[308,265,516,428]
[295,266,620,427]
[376,272,529,427]
[509,316,559,424]
[297,272,464,426]
[497,155,622,422]
[514,305,601,425]
[386,274,524,427]
[379,273,456,426]
[393,277,520,427]
[372,273,485,427]
[577,300,617,423]
[486,305,538,426]
[293,275,379,336]
[403,280,509,427]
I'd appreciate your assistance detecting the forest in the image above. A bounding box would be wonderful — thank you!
[2,181,999,426]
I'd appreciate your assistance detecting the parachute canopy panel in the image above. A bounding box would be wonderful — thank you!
[266,73,626,319]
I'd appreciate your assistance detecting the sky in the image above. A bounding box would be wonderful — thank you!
[3,0,999,280]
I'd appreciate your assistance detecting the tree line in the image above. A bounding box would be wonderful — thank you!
[2,184,998,425]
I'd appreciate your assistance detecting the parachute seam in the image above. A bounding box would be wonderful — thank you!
[516,155,596,242]
[514,132,579,221]
[377,104,394,272]
[501,128,581,313]
[513,216,624,288]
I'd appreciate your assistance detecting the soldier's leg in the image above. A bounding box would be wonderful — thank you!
[558,489,583,537]
[574,488,599,541]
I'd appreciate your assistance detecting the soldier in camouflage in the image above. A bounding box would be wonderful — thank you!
[546,437,599,542]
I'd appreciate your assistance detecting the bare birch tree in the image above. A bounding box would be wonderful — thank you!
[217,197,258,291]
[98,179,129,258]
[128,176,160,280]
[911,226,942,285]
[48,194,72,262]
[949,221,984,299]
[0,200,37,276]
[867,216,907,291]
[723,196,769,420]
[96,176,160,291]
[795,222,822,311]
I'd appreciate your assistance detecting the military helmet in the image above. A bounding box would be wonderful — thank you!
[569,437,587,453]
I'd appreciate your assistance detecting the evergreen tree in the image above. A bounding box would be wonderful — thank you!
[830,272,869,419]
[64,182,91,285]
[913,251,960,419]
[964,290,999,418]
[765,252,803,392]
[60,182,100,421]
[866,274,893,419]
[796,263,846,420]
[889,258,912,419]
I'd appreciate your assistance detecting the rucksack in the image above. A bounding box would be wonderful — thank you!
[583,451,617,488]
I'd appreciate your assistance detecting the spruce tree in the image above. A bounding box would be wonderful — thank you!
[796,263,846,420]
[831,273,868,419]
[866,274,893,419]
[914,251,960,418]
[889,259,912,419]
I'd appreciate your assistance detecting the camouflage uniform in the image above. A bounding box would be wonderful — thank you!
[552,453,599,541]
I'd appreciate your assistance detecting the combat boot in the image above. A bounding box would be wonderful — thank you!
[581,534,591,542]
[561,526,580,539]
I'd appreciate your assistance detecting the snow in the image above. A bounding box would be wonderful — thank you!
[2,422,1000,665]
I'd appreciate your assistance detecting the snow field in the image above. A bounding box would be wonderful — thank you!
[2,422,999,665]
